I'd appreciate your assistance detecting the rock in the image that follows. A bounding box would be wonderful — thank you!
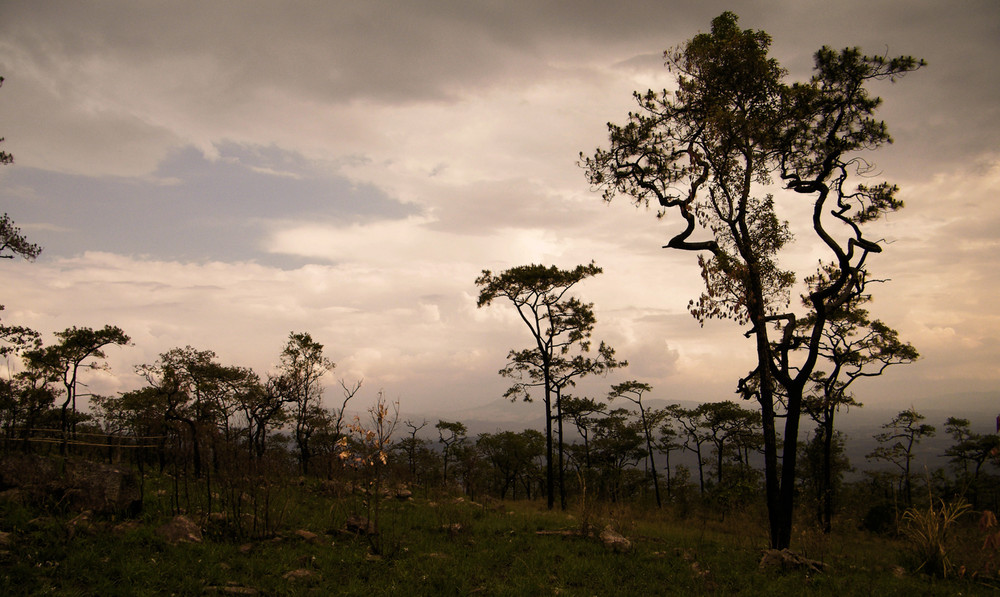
[113,520,141,535]
[758,549,828,573]
[282,569,318,581]
[599,525,632,552]
[395,488,413,501]
[345,514,376,535]
[294,529,321,543]
[156,515,203,544]
[0,454,140,516]
[0,453,58,490]
[64,460,142,515]
[205,583,259,594]
[66,510,94,538]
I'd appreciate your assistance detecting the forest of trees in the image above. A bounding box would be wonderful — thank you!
[0,317,997,544]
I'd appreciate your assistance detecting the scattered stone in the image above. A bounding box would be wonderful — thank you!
[113,520,141,535]
[395,488,413,501]
[204,583,259,594]
[690,561,710,578]
[67,510,93,538]
[156,515,203,544]
[758,549,828,573]
[599,525,632,553]
[238,543,254,554]
[345,514,376,536]
[442,523,463,536]
[294,529,321,543]
[535,529,578,537]
[282,568,318,581]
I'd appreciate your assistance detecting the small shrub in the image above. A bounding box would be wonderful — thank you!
[899,497,970,577]
[863,503,896,535]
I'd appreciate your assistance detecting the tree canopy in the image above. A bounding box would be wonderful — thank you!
[476,262,623,509]
[584,11,923,549]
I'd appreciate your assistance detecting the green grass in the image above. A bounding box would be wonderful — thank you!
[0,479,996,596]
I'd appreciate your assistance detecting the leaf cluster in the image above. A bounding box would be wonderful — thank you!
[0,213,42,261]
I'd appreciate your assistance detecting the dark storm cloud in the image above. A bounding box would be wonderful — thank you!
[0,1,849,104]
[2,1,995,176]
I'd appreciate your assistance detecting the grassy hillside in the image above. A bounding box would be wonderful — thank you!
[0,466,995,596]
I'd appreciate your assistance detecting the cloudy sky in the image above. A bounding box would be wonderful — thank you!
[0,1,997,419]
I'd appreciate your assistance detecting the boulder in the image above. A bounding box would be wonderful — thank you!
[204,585,259,595]
[0,454,140,515]
[758,549,828,573]
[156,515,203,544]
[345,514,376,535]
[63,460,142,515]
[599,525,632,552]
[66,510,94,538]
[294,529,322,544]
[282,569,319,582]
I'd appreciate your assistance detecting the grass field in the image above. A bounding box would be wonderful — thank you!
[1,471,996,596]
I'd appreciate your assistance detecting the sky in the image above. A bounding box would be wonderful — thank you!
[0,1,997,421]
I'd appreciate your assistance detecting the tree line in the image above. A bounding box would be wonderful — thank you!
[3,317,993,532]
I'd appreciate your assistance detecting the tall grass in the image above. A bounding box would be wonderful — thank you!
[899,497,971,577]
[0,468,994,595]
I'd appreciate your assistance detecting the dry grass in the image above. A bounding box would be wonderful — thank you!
[899,497,971,577]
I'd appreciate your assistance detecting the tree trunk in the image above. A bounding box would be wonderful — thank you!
[640,408,661,508]
[821,410,835,534]
[544,389,554,510]
[557,395,567,510]
[777,391,803,549]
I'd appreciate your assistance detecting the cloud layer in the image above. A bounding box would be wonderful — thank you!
[0,1,997,416]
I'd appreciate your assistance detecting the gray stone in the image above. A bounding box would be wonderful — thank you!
[156,515,203,544]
